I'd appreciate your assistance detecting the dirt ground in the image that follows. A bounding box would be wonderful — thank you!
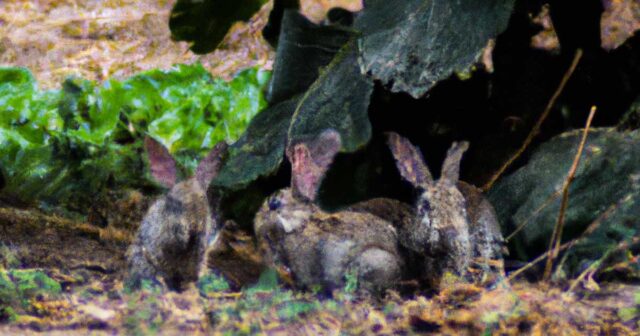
[0,205,638,334]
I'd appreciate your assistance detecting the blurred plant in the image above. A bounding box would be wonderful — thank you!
[0,269,61,322]
[0,243,20,269]
[617,290,640,325]
[343,268,358,294]
[198,273,231,296]
[0,65,270,210]
[123,279,166,336]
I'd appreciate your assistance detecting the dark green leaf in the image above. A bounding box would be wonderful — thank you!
[489,128,640,277]
[214,95,300,190]
[354,0,515,98]
[169,0,267,54]
[266,10,354,104]
[262,0,300,47]
[288,40,374,153]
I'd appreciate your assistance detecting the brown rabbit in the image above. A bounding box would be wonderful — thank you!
[386,133,504,286]
[126,137,227,291]
[254,130,404,294]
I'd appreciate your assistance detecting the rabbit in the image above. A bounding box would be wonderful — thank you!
[254,129,405,295]
[126,137,227,291]
[386,132,505,287]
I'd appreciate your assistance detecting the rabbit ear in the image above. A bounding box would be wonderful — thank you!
[386,132,433,188]
[196,141,228,189]
[144,136,177,188]
[440,141,469,185]
[287,129,341,201]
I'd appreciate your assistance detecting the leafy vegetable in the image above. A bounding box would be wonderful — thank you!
[0,65,270,210]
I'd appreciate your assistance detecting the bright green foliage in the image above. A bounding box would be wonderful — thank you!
[343,268,359,294]
[198,273,231,296]
[0,271,19,317]
[0,65,270,208]
[0,243,20,269]
[618,291,640,323]
[124,279,165,336]
[0,269,61,321]
[10,270,62,305]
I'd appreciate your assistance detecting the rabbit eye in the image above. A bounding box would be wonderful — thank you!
[418,200,431,216]
[268,197,282,211]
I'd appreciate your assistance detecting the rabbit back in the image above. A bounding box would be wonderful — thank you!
[458,182,505,275]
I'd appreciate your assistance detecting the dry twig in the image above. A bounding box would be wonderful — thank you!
[482,49,584,191]
[568,236,640,293]
[506,189,562,242]
[508,199,619,281]
[543,106,597,281]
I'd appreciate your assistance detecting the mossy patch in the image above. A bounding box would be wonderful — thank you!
[0,269,61,321]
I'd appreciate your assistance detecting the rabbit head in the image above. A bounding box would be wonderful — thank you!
[387,132,472,278]
[126,137,227,291]
[255,129,342,238]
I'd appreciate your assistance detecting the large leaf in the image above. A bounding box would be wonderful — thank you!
[213,40,374,202]
[267,10,354,104]
[354,0,515,98]
[214,96,301,190]
[169,0,268,54]
[267,10,352,104]
[488,128,640,277]
[262,0,300,47]
[288,40,374,153]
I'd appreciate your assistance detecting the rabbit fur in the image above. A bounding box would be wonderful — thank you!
[386,132,504,286]
[126,137,227,291]
[254,130,405,294]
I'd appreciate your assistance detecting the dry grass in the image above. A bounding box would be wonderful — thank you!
[0,0,362,89]
[0,0,268,88]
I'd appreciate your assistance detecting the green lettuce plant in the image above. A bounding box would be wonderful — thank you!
[0,64,269,210]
